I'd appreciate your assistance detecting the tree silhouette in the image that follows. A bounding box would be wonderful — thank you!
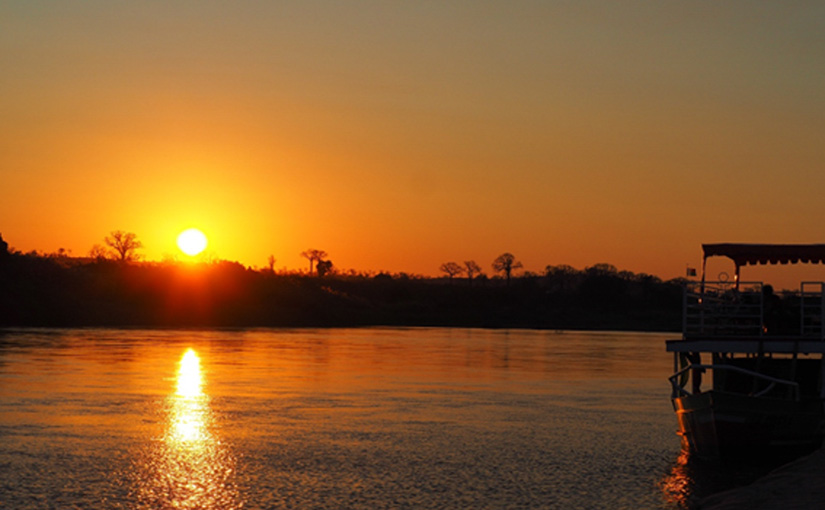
[104,231,142,262]
[439,262,464,281]
[267,254,276,273]
[581,263,625,310]
[88,244,108,261]
[492,252,522,286]
[545,264,579,292]
[464,260,481,284]
[301,249,328,275]
[316,259,333,277]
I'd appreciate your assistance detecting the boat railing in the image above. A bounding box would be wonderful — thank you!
[684,281,825,339]
[800,282,825,340]
[683,281,764,338]
[669,363,800,401]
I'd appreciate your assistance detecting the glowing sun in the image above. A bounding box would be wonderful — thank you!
[177,228,208,256]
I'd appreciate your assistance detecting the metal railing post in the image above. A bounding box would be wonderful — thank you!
[820,283,825,340]
[683,284,689,337]
[801,282,806,337]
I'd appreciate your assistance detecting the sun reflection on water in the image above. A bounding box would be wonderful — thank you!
[660,450,694,509]
[134,348,242,509]
[171,349,208,444]
[177,349,203,398]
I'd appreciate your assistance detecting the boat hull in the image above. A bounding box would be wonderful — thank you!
[672,390,825,460]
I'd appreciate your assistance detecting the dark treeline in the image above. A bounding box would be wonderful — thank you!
[0,248,684,331]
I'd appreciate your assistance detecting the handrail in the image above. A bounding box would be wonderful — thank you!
[684,280,825,339]
[683,281,764,338]
[800,282,825,340]
[669,363,800,400]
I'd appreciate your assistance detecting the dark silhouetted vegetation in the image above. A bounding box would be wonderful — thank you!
[301,249,327,275]
[316,259,333,277]
[103,230,143,262]
[439,262,463,280]
[464,260,482,285]
[492,252,522,286]
[0,245,683,331]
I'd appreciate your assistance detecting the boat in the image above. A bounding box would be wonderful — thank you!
[667,244,825,460]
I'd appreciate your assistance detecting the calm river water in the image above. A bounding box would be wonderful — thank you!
[0,328,696,509]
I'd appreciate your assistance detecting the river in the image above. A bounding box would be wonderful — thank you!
[0,327,694,509]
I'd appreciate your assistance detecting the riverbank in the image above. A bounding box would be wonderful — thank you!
[0,253,683,330]
[700,448,825,509]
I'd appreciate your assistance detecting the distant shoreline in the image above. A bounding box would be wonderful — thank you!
[0,253,683,331]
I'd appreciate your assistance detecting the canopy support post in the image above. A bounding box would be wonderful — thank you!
[700,255,707,295]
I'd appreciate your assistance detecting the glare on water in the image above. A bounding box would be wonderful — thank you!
[171,349,206,443]
[136,347,241,509]
[176,349,203,399]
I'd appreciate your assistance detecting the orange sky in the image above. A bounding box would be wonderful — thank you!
[2,2,825,287]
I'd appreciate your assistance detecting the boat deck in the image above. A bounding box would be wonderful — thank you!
[667,337,825,354]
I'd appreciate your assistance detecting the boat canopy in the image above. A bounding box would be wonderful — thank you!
[703,244,825,266]
[701,243,825,288]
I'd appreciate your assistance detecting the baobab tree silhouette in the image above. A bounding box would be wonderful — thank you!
[301,249,328,275]
[492,253,522,286]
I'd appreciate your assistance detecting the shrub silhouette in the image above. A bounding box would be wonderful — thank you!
[0,246,682,331]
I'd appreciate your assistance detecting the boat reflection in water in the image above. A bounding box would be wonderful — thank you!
[660,451,695,509]
[659,446,781,508]
[136,348,242,510]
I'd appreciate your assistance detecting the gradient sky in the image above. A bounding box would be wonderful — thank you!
[2,2,825,285]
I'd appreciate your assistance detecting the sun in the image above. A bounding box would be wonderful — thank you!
[177,228,208,256]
